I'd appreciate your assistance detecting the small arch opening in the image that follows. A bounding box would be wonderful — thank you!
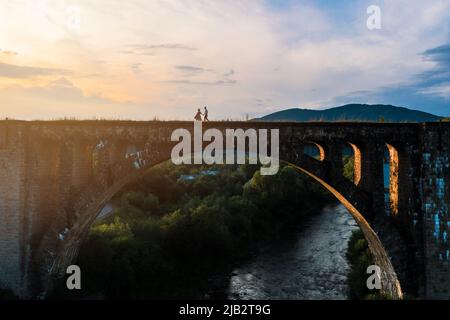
[384,144,399,216]
[303,142,325,161]
[343,143,362,185]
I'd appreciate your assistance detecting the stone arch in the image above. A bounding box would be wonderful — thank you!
[303,141,325,161]
[41,156,171,297]
[44,148,403,300]
[286,161,403,299]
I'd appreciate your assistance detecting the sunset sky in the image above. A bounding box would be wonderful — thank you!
[0,0,449,120]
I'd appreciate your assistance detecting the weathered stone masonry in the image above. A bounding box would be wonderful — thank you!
[0,120,448,299]
[420,123,450,299]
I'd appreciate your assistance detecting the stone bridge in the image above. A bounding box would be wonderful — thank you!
[0,120,448,299]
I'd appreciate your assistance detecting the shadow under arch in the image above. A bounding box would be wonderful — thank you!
[46,154,403,300]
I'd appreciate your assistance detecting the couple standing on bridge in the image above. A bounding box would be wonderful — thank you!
[194,106,209,121]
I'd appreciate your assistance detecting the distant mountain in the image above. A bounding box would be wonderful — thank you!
[255,104,443,122]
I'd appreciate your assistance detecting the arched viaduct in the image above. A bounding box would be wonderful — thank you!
[0,120,448,299]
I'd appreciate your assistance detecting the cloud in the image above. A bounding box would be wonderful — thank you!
[0,49,18,56]
[423,44,450,64]
[0,77,146,119]
[9,77,94,102]
[121,43,197,56]
[130,63,142,74]
[1,0,449,119]
[222,69,236,84]
[0,62,70,78]
[165,66,236,86]
[174,65,208,78]
[119,50,154,56]
[128,44,197,50]
[331,41,450,116]
[223,69,235,77]
[175,65,204,73]
[163,79,236,86]
[418,44,450,92]
[32,77,110,102]
[48,77,74,87]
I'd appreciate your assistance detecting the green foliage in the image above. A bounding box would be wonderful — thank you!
[346,229,383,300]
[343,155,355,181]
[72,162,332,299]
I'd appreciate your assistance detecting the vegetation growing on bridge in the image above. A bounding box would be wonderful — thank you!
[53,162,332,299]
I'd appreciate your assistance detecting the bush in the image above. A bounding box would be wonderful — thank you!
[346,230,383,299]
[73,163,332,299]
[0,288,18,300]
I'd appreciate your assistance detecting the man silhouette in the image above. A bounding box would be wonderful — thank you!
[203,106,209,121]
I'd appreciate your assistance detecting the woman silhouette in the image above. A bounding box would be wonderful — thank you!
[194,108,203,121]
